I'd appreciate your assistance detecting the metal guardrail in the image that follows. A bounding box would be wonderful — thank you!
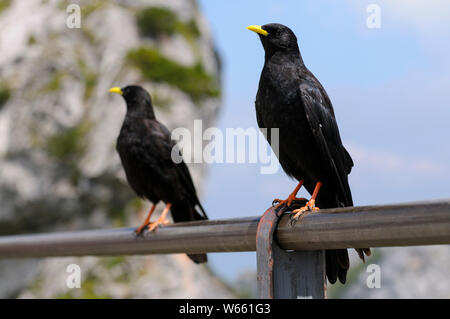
[0,200,448,258]
[0,199,449,298]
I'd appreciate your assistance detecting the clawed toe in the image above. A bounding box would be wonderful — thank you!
[148,219,169,232]
[272,181,305,210]
[289,210,308,227]
[272,198,283,207]
[289,200,320,226]
[134,227,146,237]
[272,196,307,210]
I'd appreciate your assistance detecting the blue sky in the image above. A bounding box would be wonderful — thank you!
[197,0,450,281]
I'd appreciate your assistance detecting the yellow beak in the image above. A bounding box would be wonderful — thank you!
[247,25,268,36]
[108,87,123,95]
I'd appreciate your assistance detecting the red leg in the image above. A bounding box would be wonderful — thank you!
[148,203,172,232]
[292,181,322,221]
[136,204,157,234]
[273,180,307,209]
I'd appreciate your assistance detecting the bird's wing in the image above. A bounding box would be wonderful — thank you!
[255,104,272,144]
[175,157,208,219]
[146,120,207,219]
[256,105,265,129]
[299,77,354,206]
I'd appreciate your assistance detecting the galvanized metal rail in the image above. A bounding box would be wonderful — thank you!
[0,200,448,258]
[0,199,449,298]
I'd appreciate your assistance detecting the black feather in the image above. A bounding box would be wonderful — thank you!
[252,23,370,283]
[115,85,208,264]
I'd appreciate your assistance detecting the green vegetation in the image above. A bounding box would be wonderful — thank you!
[42,59,97,101]
[136,7,178,38]
[101,186,140,227]
[80,1,104,17]
[55,291,73,299]
[107,205,127,227]
[128,197,144,211]
[175,19,200,44]
[102,256,126,269]
[78,59,98,101]
[29,275,44,294]
[81,27,98,45]
[0,83,10,109]
[83,71,98,101]
[127,47,220,101]
[0,196,73,236]
[151,91,173,110]
[0,0,11,13]
[136,7,201,42]
[56,271,110,299]
[59,0,103,16]
[78,273,109,299]
[42,72,66,93]
[29,123,45,148]
[134,7,215,100]
[46,121,91,161]
[184,19,200,38]
[27,35,37,45]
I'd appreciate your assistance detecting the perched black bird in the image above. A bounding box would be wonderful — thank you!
[248,23,370,284]
[109,85,208,264]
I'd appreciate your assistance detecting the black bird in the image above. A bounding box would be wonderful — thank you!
[109,85,208,264]
[248,23,370,284]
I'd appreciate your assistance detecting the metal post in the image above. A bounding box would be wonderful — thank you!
[256,207,326,299]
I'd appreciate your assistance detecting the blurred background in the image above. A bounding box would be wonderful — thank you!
[0,0,449,298]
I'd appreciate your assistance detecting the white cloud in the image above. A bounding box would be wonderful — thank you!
[370,0,450,40]
[349,0,450,45]
[347,143,449,177]
[383,0,450,28]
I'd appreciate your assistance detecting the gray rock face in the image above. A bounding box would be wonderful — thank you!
[0,0,230,298]
[340,246,450,299]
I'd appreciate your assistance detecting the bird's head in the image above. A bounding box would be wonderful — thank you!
[109,85,152,104]
[247,23,299,56]
[109,85,155,118]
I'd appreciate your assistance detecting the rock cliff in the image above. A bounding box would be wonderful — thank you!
[0,0,232,298]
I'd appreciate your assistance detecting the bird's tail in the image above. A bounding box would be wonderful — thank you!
[326,249,349,284]
[317,191,371,284]
[171,200,208,264]
[356,248,372,262]
[325,242,371,284]
[326,247,371,284]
